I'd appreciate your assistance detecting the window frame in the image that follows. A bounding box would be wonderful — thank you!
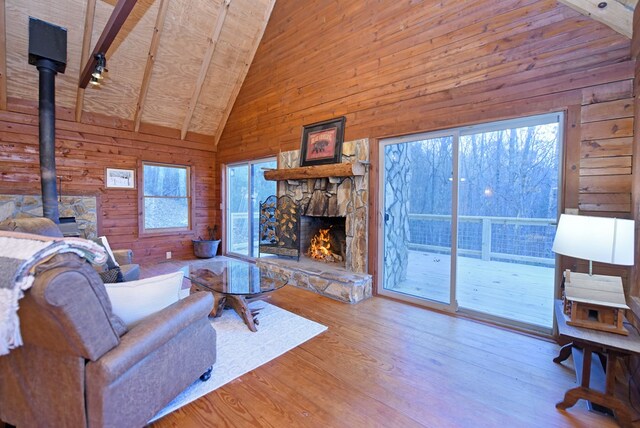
[138,161,194,236]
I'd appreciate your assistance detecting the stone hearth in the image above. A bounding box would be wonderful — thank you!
[257,257,372,303]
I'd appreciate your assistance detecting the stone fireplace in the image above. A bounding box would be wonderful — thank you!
[257,139,372,303]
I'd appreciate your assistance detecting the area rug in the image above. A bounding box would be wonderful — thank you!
[150,301,327,423]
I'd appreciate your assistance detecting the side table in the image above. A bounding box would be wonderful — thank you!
[553,300,640,427]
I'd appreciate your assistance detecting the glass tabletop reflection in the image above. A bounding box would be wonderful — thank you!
[189,259,287,296]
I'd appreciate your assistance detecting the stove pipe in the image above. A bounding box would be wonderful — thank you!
[37,59,60,222]
[28,17,67,223]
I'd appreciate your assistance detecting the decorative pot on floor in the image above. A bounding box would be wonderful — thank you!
[193,225,221,258]
[193,239,221,258]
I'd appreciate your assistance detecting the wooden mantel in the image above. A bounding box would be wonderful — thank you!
[264,161,367,181]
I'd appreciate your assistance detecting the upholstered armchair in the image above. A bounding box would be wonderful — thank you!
[0,252,216,427]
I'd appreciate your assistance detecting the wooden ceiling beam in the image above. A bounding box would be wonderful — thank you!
[558,0,635,38]
[78,0,138,89]
[180,0,231,140]
[133,0,169,132]
[214,0,277,148]
[75,0,97,122]
[0,0,7,111]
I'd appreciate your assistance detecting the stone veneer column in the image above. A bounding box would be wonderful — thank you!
[382,143,410,289]
[343,139,369,273]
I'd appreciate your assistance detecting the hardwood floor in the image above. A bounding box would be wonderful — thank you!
[147,259,622,428]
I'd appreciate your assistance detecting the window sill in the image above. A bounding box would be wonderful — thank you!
[140,229,195,238]
[225,253,258,264]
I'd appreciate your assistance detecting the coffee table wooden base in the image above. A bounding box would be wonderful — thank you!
[191,284,260,332]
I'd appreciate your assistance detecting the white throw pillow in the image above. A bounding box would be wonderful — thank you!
[105,271,184,328]
[99,236,119,267]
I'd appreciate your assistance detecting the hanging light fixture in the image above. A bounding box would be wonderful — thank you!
[90,53,107,87]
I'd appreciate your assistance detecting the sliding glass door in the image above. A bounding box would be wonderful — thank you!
[226,158,276,258]
[382,135,455,305]
[456,118,561,328]
[379,113,562,331]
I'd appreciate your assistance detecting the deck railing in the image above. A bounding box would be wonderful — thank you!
[406,214,557,266]
[232,211,557,266]
[229,212,271,254]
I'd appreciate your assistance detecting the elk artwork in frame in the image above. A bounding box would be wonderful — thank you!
[299,117,346,167]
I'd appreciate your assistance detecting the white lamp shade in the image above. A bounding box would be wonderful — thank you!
[552,214,635,266]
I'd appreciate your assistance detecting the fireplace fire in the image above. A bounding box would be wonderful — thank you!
[301,216,346,265]
[308,226,343,263]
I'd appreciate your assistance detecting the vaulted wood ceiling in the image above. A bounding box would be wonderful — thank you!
[1,0,275,144]
[0,0,636,148]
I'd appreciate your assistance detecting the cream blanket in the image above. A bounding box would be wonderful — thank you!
[0,230,107,355]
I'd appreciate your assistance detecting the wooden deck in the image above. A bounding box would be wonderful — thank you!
[389,250,555,329]
[146,258,621,427]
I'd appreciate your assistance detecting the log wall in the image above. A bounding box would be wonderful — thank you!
[217,0,636,293]
[576,80,635,284]
[218,0,632,160]
[0,101,218,264]
[632,4,640,297]
[626,2,640,406]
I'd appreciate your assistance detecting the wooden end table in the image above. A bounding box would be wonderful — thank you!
[189,259,287,332]
[553,300,640,427]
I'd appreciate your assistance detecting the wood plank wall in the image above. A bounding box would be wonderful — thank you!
[626,4,640,406]
[577,80,635,284]
[0,101,218,264]
[217,0,637,292]
[631,4,640,297]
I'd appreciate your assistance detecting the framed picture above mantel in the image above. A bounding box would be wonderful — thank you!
[299,116,346,167]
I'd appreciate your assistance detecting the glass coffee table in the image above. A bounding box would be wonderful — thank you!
[189,259,288,332]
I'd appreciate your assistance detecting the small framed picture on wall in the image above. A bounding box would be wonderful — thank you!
[105,168,135,189]
[299,116,346,167]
